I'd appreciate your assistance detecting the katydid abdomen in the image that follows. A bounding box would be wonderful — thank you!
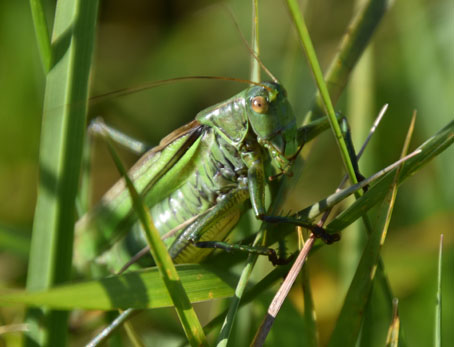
[126,125,252,266]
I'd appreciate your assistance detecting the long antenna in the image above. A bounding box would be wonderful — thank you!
[222,4,279,83]
[89,75,273,104]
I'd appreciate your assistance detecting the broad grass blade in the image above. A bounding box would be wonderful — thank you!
[25,1,99,345]
[0,264,233,310]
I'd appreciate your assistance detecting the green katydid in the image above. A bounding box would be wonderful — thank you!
[74,79,360,274]
[73,0,375,277]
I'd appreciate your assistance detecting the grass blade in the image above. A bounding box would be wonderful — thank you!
[302,265,318,347]
[102,129,207,346]
[29,0,52,72]
[202,262,293,336]
[342,0,377,291]
[435,234,443,347]
[360,268,395,346]
[0,264,233,310]
[286,0,361,190]
[215,240,260,346]
[250,0,260,83]
[24,0,99,345]
[310,0,392,120]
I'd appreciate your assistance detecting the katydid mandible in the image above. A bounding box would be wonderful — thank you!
[75,81,351,273]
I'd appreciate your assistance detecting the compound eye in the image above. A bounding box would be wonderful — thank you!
[251,96,269,114]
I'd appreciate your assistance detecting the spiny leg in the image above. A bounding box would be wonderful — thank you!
[262,216,340,244]
[89,117,150,155]
[243,141,341,246]
[168,188,290,265]
[195,241,291,266]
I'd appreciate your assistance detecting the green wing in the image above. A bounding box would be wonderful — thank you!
[74,120,204,272]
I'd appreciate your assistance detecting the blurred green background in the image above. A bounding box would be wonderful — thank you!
[0,0,452,346]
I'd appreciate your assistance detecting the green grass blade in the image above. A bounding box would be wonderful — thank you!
[215,246,259,346]
[202,262,292,336]
[302,266,318,347]
[123,320,146,347]
[0,265,233,310]
[29,0,52,72]
[435,234,443,347]
[343,0,376,291]
[360,269,394,346]
[250,0,260,83]
[103,131,208,346]
[327,113,414,347]
[25,0,99,345]
[286,0,391,240]
[310,0,392,120]
[285,0,360,189]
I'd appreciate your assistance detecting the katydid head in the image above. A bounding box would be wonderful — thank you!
[246,82,299,175]
[195,80,300,175]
